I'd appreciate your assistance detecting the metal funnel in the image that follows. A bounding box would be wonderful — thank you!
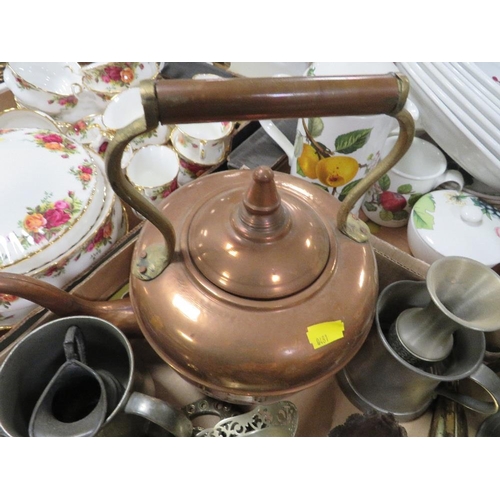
[392,256,500,364]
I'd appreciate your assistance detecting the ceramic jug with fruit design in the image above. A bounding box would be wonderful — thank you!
[260,62,419,214]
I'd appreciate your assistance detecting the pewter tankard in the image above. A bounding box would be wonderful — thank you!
[338,269,500,422]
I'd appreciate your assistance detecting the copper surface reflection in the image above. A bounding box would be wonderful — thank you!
[179,331,194,343]
[358,268,367,289]
[172,293,201,322]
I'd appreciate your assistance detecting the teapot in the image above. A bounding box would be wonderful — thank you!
[0,75,414,404]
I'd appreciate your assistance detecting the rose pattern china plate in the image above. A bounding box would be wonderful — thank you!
[0,128,98,269]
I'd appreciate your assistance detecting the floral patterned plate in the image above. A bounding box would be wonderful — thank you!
[0,127,106,272]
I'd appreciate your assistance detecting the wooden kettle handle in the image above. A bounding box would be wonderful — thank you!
[153,74,407,123]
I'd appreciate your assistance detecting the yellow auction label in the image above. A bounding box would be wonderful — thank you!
[306,321,344,349]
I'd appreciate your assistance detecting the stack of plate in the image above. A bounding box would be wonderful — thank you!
[396,62,500,191]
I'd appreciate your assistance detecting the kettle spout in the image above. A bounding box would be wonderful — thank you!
[0,273,140,337]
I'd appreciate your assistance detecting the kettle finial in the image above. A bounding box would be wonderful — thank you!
[235,166,289,239]
[243,166,281,215]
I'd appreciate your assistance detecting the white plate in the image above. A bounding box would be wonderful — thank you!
[0,127,106,273]
[474,62,500,85]
[448,62,500,111]
[425,62,500,125]
[462,62,500,101]
[396,62,500,190]
[0,108,61,131]
[416,63,500,154]
[446,62,500,115]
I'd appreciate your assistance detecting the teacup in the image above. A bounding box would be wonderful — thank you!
[88,130,134,167]
[192,73,226,81]
[171,121,234,166]
[177,155,225,186]
[55,89,108,124]
[0,316,192,437]
[102,87,171,149]
[62,113,106,147]
[361,136,464,227]
[82,62,160,97]
[126,145,180,204]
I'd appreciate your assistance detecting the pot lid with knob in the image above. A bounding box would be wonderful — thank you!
[187,164,331,299]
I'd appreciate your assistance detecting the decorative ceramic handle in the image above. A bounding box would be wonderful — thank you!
[106,75,415,266]
[438,169,464,191]
[199,140,207,161]
[71,82,83,96]
[435,363,500,415]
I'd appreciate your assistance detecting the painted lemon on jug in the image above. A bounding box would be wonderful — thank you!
[294,115,373,194]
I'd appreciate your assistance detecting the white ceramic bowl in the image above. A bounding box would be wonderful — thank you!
[0,127,107,274]
[396,62,500,190]
[5,62,83,116]
[4,65,107,122]
[408,189,500,267]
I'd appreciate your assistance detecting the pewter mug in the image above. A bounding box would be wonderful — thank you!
[0,316,192,437]
[337,279,500,422]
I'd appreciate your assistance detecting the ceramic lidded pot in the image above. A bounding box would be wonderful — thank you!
[408,189,500,267]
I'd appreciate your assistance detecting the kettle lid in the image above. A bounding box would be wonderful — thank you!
[188,167,331,299]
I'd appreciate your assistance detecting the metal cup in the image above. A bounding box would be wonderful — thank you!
[337,278,500,422]
[0,316,192,437]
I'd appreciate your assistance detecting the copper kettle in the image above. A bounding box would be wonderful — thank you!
[0,75,415,403]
